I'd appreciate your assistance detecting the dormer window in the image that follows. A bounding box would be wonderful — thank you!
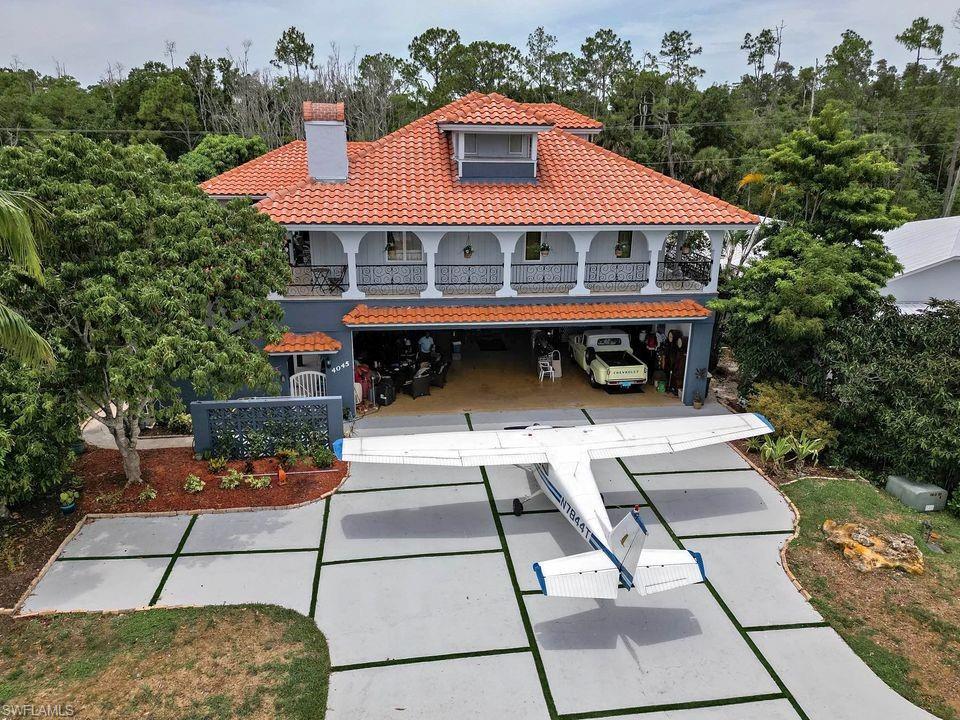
[464,133,478,156]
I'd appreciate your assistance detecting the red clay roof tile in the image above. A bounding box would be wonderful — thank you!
[523,102,603,130]
[202,93,756,226]
[342,300,709,327]
[264,331,342,354]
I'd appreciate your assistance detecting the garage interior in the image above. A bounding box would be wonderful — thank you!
[351,324,692,416]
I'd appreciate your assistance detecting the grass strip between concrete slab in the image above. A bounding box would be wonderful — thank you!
[330,646,531,673]
[321,548,502,566]
[579,408,811,720]
[558,692,787,720]
[308,497,331,618]
[630,467,748,477]
[337,480,485,494]
[58,553,174,562]
[677,529,796,540]
[466,412,560,720]
[498,503,647,517]
[148,514,196,606]
[743,621,830,632]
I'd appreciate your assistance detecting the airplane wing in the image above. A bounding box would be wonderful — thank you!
[333,413,773,467]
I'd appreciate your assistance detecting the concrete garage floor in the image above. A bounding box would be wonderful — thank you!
[372,330,681,416]
[20,406,936,720]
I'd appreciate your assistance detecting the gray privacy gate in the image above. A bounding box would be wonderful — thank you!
[191,396,343,457]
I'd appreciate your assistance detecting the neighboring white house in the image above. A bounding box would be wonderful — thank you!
[881,216,960,313]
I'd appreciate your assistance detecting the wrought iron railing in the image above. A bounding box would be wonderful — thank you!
[584,262,650,292]
[435,264,503,294]
[357,263,427,295]
[287,264,348,296]
[511,263,577,294]
[656,258,712,291]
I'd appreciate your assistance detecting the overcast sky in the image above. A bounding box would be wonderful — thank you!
[3,0,959,86]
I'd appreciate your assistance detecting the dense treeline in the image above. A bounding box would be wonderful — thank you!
[3,16,960,217]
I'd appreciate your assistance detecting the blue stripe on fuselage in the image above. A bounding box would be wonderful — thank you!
[534,463,634,589]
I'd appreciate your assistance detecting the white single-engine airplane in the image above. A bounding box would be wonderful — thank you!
[334,413,772,600]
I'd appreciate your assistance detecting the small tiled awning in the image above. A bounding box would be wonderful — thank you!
[342,300,710,328]
[264,331,341,354]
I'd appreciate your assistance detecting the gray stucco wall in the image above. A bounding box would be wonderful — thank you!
[277,292,719,416]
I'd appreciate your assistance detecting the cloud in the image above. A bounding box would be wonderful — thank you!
[2,0,957,85]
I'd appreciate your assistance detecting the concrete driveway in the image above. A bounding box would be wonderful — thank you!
[19,406,936,720]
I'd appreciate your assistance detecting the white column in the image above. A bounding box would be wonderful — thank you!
[494,231,523,298]
[641,230,670,295]
[336,230,366,300]
[419,231,445,299]
[703,229,725,294]
[568,230,595,296]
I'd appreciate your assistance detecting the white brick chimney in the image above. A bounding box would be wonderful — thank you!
[303,102,348,182]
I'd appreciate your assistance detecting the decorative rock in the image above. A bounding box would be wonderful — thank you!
[822,520,924,575]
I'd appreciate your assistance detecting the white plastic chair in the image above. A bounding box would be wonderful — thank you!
[538,358,556,382]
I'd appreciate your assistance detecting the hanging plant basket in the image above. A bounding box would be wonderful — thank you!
[540,244,551,258]
[463,245,474,259]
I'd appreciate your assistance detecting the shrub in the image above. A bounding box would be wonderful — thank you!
[276,447,299,469]
[244,475,271,490]
[208,456,228,473]
[138,486,158,502]
[789,431,827,472]
[219,468,243,490]
[183,474,205,493]
[748,382,838,449]
[759,436,793,470]
[948,493,960,519]
[0,358,80,514]
[311,445,335,469]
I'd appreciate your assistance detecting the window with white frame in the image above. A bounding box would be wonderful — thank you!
[385,231,423,262]
[463,133,478,156]
[508,134,525,155]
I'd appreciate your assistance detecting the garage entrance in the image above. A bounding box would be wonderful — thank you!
[351,324,691,416]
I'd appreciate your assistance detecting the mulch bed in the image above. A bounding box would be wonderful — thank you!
[1,447,348,609]
[73,446,348,514]
[730,438,859,487]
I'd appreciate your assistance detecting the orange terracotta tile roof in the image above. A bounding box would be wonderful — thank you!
[523,102,603,130]
[200,141,370,197]
[203,92,756,226]
[264,331,342,354]
[442,93,552,126]
[342,300,710,327]
[303,101,345,122]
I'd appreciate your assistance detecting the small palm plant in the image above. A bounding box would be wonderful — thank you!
[759,435,793,471]
[789,431,827,473]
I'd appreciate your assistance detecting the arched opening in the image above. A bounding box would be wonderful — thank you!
[511,231,578,294]
[585,230,651,292]
[657,230,712,290]
[435,231,503,295]
[285,230,348,296]
[356,230,427,295]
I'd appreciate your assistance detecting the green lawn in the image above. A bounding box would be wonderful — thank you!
[783,478,960,720]
[0,605,329,719]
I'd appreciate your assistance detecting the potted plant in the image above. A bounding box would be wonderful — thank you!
[693,391,704,410]
[463,244,474,259]
[59,490,79,515]
[384,237,397,254]
[615,239,630,258]
[540,243,551,257]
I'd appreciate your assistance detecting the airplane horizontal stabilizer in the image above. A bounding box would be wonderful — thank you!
[533,550,620,599]
[632,549,706,596]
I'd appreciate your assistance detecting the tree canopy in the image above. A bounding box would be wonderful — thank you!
[0,134,290,483]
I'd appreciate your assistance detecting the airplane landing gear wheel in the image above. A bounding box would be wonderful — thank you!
[513,498,524,516]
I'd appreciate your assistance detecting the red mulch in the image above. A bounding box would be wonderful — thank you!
[73,447,348,514]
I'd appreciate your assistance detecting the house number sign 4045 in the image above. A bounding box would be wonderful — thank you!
[329,360,351,374]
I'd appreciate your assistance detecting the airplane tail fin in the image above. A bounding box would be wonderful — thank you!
[608,507,648,589]
[533,550,620,599]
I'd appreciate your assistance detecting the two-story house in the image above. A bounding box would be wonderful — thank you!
[201,93,757,416]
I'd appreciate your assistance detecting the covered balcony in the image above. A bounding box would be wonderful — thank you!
[282,227,723,299]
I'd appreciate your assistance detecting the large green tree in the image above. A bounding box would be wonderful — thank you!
[713,106,909,388]
[0,135,290,483]
[178,133,268,181]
